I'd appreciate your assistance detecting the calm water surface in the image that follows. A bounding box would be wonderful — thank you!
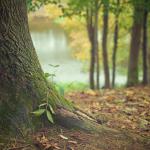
[30,26,127,86]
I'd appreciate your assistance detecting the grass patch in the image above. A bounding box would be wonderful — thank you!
[55,82,89,94]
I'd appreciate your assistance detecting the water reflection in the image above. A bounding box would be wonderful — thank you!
[30,26,127,86]
[31,28,88,83]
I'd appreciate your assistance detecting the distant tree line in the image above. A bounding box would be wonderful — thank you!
[28,0,150,89]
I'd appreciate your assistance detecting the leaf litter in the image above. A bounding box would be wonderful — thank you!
[2,86,150,150]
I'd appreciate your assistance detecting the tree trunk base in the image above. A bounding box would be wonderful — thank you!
[54,107,150,147]
[55,107,119,134]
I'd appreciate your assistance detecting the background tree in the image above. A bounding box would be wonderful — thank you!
[58,0,102,89]
[112,0,120,88]
[142,0,150,85]
[86,0,101,89]
[33,0,150,89]
[102,0,110,88]
[127,0,144,86]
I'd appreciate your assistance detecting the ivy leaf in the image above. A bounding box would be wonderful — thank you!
[46,110,54,123]
[32,109,45,116]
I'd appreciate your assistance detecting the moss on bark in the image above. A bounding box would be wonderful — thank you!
[0,0,53,134]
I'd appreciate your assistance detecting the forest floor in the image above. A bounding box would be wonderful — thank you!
[1,86,150,150]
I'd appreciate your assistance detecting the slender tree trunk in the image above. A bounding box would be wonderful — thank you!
[96,38,100,89]
[142,0,148,85]
[87,10,95,89]
[112,0,120,88]
[0,0,57,133]
[90,39,96,89]
[112,19,119,88]
[102,1,110,88]
[94,3,100,89]
[127,5,143,86]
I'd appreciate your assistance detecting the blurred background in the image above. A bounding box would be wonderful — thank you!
[28,0,150,91]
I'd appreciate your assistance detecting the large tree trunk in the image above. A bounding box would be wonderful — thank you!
[142,0,148,85]
[112,0,119,88]
[148,13,150,85]
[127,4,143,86]
[148,47,150,85]
[0,0,52,134]
[102,1,110,88]
[0,0,106,136]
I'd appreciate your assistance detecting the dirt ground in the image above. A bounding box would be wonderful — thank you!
[1,125,149,150]
[67,86,150,138]
[1,86,150,150]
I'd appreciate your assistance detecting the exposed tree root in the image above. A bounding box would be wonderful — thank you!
[55,107,150,148]
[55,107,120,133]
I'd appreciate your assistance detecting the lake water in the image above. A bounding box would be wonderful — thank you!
[30,26,127,86]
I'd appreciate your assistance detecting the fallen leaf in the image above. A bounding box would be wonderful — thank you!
[68,140,77,144]
[59,134,69,140]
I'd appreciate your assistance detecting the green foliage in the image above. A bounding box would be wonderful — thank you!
[56,82,88,92]
[32,96,55,123]
[56,84,65,96]
[60,0,102,18]
[27,0,60,11]
[46,110,54,123]
[32,109,45,116]
[28,0,149,87]
[31,91,55,123]
[32,86,74,123]
[44,73,52,78]
[44,64,59,81]
[32,64,74,124]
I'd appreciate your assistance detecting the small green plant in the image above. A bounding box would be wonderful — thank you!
[32,88,74,123]
[44,64,59,82]
[32,64,74,123]
[32,92,55,123]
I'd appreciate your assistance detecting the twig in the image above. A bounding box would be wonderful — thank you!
[8,144,31,150]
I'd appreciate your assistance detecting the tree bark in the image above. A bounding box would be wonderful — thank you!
[127,4,143,86]
[148,13,150,85]
[102,1,110,88]
[87,10,95,90]
[148,47,150,85]
[112,0,119,88]
[142,0,148,85]
[0,0,55,134]
[87,5,100,90]
[0,0,104,136]
[94,1,100,90]
[55,107,118,134]
[90,41,95,90]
